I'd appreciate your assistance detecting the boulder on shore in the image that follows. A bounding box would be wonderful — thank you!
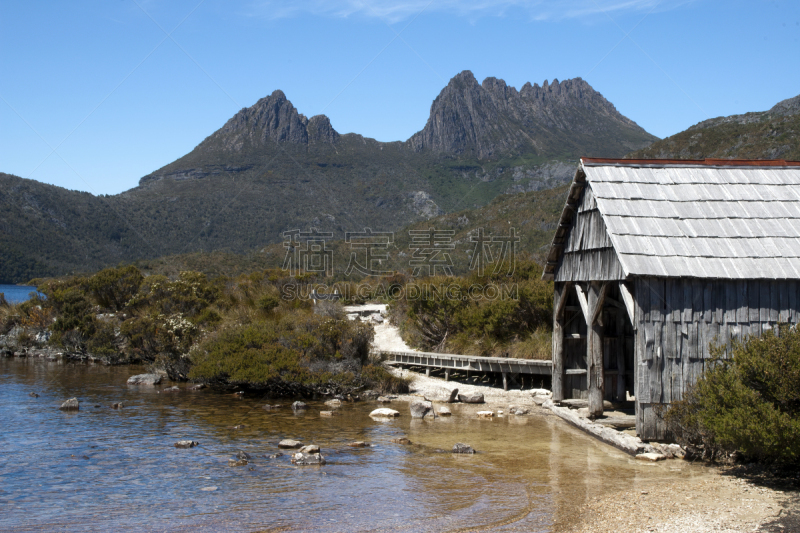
[369,408,400,418]
[174,440,199,448]
[458,391,484,404]
[409,400,433,419]
[425,387,459,403]
[127,374,162,385]
[452,443,475,454]
[59,398,79,411]
[278,439,303,449]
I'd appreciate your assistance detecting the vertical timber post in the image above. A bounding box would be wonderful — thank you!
[552,282,568,402]
[445,369,449,381]
[426,367,430,377]
[502,372,508,391]
[587,282,608,418]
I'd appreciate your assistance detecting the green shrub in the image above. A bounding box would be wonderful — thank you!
[664,324,800,465]
[360,364,410,394]
[87,266,143,311]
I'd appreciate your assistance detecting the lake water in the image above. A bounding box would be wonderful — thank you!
[0,285,42,304]
[0,357,708,532]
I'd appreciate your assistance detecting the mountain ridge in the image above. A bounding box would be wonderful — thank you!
[1,70,657,283]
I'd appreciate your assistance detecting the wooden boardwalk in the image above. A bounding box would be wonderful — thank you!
[378,350,552,390]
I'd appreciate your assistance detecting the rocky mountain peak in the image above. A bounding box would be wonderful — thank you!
[408,70,655,159]
[201,90,339,152]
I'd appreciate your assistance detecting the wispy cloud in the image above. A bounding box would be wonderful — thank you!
[247,0,689,23]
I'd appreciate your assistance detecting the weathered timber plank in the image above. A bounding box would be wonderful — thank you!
[736,281,748,323]
[650,278,664,322]
[639,277,651,323]
[587,282,606,417]
[544,400,648,455]
[770,281,779,323]
[620,281,636,326]
[780,280,791,323]
[703,281,713,323]
[650,327,663,403]
[724,282,737,324]
[759,280,770,324]
[683,281,693,323]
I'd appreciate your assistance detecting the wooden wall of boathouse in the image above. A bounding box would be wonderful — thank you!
[634,277,800,440]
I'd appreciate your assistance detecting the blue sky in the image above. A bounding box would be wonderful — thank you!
[1,0,799,195]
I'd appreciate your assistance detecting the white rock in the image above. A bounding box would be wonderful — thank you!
[636,452,667,462]
[369,408,400,418]
[476,411,494,418]
[324,399,342,408]
[127,374,162,385]
[438,406,452,416]
[278,439,303,449]
[530,388,551,397]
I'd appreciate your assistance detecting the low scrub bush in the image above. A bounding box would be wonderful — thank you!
[664,324,800,465]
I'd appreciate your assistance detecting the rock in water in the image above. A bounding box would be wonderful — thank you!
[59,398,79,410]
[476,411,494,418]
[369,408,400,418]
[438,406,452,416]
[458,391,484,404]
[174,440,199,448]
[391,437,412,445]
[111,402,124,409]
[127,374,162,385]
[360,390,380,400]
[29,392,39,398]
[452,443,475,454]
[635,452,666,462]
[514,408,529,416]
[348,441,369,448]
[278,439,303,449]
[235,450,251,460]
[299,445,320,454]
[160,386,180,393]
[425,387,459,403]
[189,384,206,390]
[291,452,326,465]
[324,399,342,408]
[409,400,433,419]
[291,401,307,410]
[376,396,392,403]
[229,458,248,467]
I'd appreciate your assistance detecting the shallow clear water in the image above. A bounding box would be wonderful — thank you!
[0,357,707,532]
[0,285,41,304]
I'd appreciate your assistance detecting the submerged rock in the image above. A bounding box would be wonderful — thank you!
[458,391,484,404]
[174,440,199,448]
[189,384,206,390]
[266,452,284,459]
[291,401,307,410]
[229,458,248,467]
[278,439,303,449]
[369,408,400,418]
[160,386,180,393]
[111,402,124,409]
[29,392,39,398]
[127,374,162,385]
[59,398,79,411]
[452,443,475,454]
[409,400,433,419]
[376,396,392,403]
[391,437,412,445]
[348,441,369,448]
[291,451,326,465]
[319,410,337,417]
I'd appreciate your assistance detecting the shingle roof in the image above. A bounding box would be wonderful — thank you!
[544,158,800,280]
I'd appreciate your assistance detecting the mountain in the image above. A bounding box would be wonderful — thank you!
[0,71,654,283]
[627,93,800,160]
[409,71,656,159]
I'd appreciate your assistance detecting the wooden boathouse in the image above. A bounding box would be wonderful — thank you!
[543,158,800,440]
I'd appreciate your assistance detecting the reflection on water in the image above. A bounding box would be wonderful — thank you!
[0,358,707,532]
